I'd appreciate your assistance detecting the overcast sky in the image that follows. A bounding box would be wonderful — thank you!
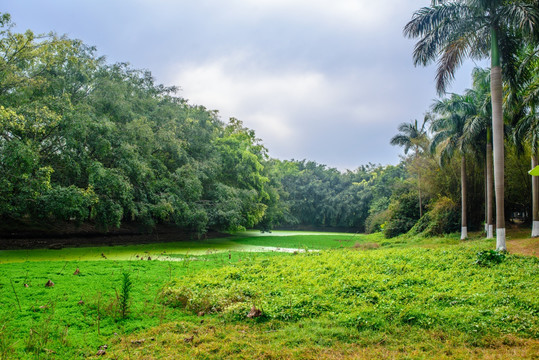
[3,0,487,170]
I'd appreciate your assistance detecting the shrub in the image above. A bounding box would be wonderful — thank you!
[364,209,390,234]
[383,191,420,238]
[410,196,460,236]
[475,250,506,267]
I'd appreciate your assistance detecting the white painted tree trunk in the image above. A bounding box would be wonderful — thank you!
[532,156,539,237]
[461,156,467,240]
[487,225,494,239]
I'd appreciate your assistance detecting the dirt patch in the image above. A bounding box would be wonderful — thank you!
[353,242,380,250]
[508,237,539,257]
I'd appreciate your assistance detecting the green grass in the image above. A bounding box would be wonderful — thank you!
[0,231,538,359]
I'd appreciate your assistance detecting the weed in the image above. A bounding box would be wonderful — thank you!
[474,250,506,266]
[119,271,133,319]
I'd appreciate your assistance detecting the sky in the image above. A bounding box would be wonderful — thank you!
[3,0,487,171]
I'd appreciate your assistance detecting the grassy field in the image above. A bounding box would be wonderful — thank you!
[0,230,538,359]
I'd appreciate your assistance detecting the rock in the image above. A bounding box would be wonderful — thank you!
[247,306,262,318]
[45,280,54,287]
[183,335,194,343]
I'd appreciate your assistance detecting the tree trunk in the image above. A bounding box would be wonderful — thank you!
[486,139,494,239]
[461,155,467,240]
[490,29,506,250]
[418,171,423,218]
[484,165,487,234]
[532,155,539,237]
[416,147,423,219]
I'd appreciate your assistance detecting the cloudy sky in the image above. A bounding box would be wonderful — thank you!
[3,0,487,170]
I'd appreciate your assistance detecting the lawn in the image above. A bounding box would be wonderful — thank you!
[0,230,538,359]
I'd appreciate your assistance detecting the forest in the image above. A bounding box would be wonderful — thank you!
[0,8,538,242]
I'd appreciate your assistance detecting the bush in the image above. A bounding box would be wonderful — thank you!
[364,209,390,234]
[475,250,506,267]
[410,196,460,236]
[383,191,420,238]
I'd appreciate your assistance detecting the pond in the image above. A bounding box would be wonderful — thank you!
[0,230,360,263]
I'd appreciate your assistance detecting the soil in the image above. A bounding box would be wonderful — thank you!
[508,237,539,257]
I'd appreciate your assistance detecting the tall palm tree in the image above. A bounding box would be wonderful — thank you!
[390,117,428,217]
[510,46,539,236]
[404,0,539,250]
[430,93,476,240]
[465,67,494,238]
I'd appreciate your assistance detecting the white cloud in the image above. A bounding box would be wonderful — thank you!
[170,52,337,140]
[168,51,420,167]
[229,0,425,31]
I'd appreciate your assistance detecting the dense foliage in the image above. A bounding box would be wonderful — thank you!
[273,160,406,232]
[0,14,275,233]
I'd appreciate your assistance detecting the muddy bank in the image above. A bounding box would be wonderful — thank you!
[0,221,226,250]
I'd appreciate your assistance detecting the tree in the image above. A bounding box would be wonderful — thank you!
[464,67,494,238]
[510,45,539,236]
[430,93,476,240]
[404,0,539,250]
[390,117,429,217]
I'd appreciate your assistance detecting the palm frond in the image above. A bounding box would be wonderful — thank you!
[499,2,539,38]
[389,134,412,154]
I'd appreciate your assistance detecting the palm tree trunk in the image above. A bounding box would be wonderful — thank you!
[484,165,487,234]
[418,171,423,218]
[486,138,494,239]
[416,147,423,219]
[490,28,506,250]
[532,155,539,237]
[461,155,467,240]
